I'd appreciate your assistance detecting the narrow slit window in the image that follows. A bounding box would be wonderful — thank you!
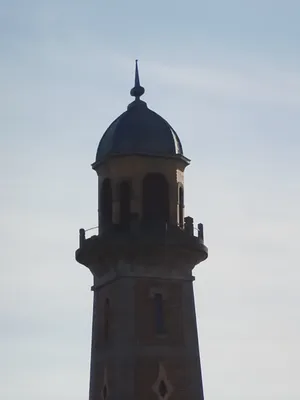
[104,298,110,342]
[178,186,184,228]
[154,293,165,334]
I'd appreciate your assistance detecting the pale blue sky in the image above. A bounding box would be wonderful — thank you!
[1,1,299,399]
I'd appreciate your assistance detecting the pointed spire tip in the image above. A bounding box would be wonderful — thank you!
[130,59,145,100]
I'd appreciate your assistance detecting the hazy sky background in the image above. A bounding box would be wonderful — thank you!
[1,1,299,399]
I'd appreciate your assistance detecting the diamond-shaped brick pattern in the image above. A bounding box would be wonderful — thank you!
[159,380,168,398]
[152,363,173,400]
[101,368,109,400]
[102,385,108,400]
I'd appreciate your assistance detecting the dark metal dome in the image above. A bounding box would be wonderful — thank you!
[93,61,185,166]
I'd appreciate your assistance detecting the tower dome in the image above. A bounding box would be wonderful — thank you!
[93,61,186,167]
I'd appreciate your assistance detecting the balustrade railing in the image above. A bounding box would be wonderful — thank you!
[78,216,204,248]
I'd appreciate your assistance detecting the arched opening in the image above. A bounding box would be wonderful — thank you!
[153,293,165,334]
[142,173,169,229]
[178,185,184,228]
[101,178,112,229]
[119,180,131,230]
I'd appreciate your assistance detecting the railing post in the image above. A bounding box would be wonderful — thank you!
[197,223,204,241]
[79,228,85,247]
[184,216,194,236]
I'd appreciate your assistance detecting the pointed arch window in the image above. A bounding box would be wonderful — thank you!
[178,185,184,228]
[154,293,165,335]
[119,180,131,230]
[101,179,112,229]
[142,173,169,228]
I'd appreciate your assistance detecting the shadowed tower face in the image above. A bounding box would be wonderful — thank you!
[76,61,208,400]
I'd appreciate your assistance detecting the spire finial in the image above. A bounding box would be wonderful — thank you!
[130,60,145,100]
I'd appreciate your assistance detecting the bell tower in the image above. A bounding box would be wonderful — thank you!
[76,61,208,400]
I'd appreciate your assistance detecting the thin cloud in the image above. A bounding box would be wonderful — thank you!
[143,60,300,107]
